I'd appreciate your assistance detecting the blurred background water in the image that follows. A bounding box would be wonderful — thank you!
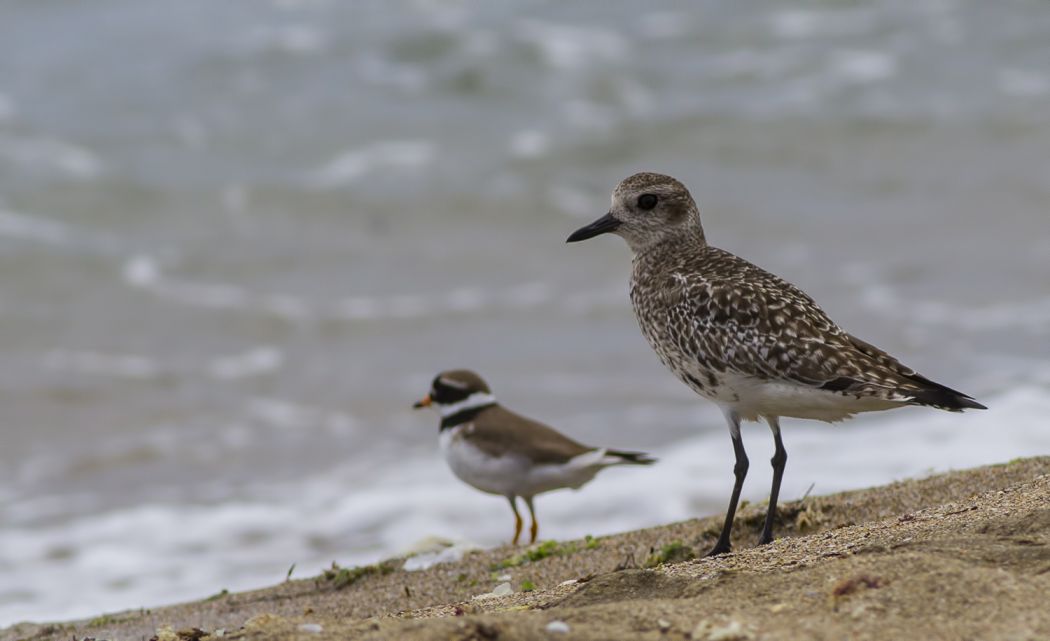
[1,0,1049,625]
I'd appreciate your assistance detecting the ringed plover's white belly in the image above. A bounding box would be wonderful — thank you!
[439,425,530,497]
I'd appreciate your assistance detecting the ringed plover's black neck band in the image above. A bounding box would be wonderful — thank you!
[440,404,496,431]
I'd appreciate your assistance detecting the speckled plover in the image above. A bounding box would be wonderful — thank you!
[414,369,655,545]
[567,172,986,556]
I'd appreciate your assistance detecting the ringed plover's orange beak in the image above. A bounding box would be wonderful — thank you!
[412,394,432,409]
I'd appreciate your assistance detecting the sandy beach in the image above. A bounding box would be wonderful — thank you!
[4,0,1049,621]
[4,456,1048,641]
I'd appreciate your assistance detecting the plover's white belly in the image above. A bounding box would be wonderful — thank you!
[440,426,610,498]
[440,426,529,497]
[703,371,901,422]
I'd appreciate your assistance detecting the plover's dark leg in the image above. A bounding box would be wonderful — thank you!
[524,496,539,544]
[759,416,787,545]
[706,410,748,557]
[508,496,523,545]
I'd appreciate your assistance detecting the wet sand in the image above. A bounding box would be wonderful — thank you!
[5,457,1049,641]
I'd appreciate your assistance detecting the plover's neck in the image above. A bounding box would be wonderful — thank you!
[632,233,710,279]
[627,226,706,257]
[439,392,497,430]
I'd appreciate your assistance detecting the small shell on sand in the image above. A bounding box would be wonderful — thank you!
[472,582,513,600]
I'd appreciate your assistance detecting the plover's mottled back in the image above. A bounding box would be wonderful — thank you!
[567,172,985,556]
[414,369,654,545]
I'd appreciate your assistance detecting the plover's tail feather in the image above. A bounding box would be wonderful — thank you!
[838,333,987,412]
[604,449,657,465]
[902,373,988,412]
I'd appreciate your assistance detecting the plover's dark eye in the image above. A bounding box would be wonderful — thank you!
[637,194,658,210]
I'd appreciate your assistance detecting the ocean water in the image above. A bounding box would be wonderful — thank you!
[1,0,1049,626]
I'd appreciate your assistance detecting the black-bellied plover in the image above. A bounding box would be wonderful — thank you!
[567,172,986,556]
[414,369,655,545]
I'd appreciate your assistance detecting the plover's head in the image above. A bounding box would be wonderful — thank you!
[413,369,497,417]
[566,172,703,252]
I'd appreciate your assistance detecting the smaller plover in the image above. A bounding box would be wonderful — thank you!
[568,172,986,556]
[414,369,655,545]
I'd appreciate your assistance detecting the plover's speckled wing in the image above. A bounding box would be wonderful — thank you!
[637,246,984,411]
[462,405,594,464]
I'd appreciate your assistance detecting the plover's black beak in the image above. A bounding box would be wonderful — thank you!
[566,212,621,243]
[412,395,432,409]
